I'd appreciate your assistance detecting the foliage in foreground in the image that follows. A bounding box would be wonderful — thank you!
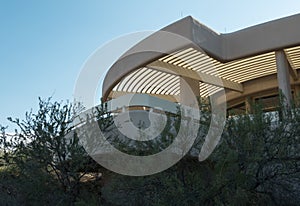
[102,102,300,206]
[0,98,107,205]
[0,97,299,205]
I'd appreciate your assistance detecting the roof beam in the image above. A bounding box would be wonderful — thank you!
[284,50,299,80]
[109,90,180,102]
[148,60,243,92]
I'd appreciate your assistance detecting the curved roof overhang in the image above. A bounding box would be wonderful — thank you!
[102,14,300,104]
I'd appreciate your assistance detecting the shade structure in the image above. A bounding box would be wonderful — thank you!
[102,14,300,111]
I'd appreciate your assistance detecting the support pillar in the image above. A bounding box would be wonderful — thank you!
[245,97,253,114]
[294,84,300,105]
[180,77,200,108]
[275,50,292,107]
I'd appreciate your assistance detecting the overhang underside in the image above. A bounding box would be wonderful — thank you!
[108,45,300,102]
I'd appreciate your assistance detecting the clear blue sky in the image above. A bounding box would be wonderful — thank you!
[1,0,300,130]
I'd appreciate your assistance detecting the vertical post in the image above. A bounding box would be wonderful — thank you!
[294,85,300,105]
[275,50,292,107]
[180,77,200,107]
[245,97,252,114]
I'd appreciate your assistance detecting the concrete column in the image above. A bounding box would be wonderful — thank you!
[180,77,200,107]
[275,50,292,107]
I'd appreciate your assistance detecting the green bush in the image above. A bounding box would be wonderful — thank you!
[101,101,300,205]
[0,98,110,205]
[0,97,299,205]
